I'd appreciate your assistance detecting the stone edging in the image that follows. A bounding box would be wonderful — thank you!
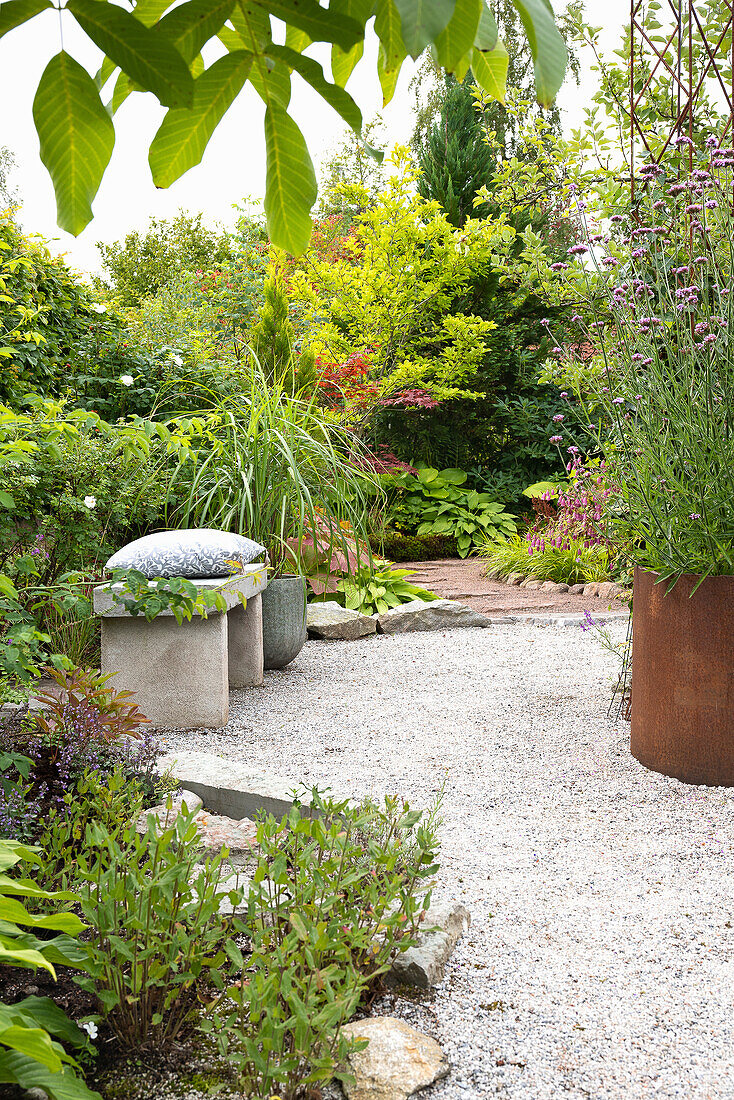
[488,573,631,600]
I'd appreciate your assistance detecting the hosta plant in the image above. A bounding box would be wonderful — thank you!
[0,838,100,1100]
[317,565,440,616]
[389,466,517,558]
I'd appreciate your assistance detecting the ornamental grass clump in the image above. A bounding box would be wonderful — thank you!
[167,357,379,578]
[549,140,734,582]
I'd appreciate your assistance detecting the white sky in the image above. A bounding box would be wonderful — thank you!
[0,0,626,277]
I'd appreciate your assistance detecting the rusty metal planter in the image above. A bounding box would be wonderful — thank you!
[631,567,734,786]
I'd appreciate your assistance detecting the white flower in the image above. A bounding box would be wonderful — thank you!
[80,1020,98,1040]
[120,374,134,386]
[90,303,107,314]
[84,495,96,509]
[170,354,184,367]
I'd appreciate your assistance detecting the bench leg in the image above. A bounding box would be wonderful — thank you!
[228,593,264,688]
[101,614,229,729]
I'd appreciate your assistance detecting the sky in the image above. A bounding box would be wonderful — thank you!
[0,1,627,277]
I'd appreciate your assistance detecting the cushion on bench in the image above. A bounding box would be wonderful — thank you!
[106,529,266,579]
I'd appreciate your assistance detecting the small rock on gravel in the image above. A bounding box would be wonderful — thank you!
[193,811,259,867]
[341,1017,449,1100]
[308,602,377,640]
[388,900,471,990]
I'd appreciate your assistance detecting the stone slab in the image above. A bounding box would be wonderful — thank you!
[157,749,328,821]
[93,566,268,617]
[136,788,204,834]
[307,601,377,640]
[376,599,491,634]
[193,810,259,868]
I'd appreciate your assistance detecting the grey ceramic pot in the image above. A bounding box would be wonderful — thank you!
[261,574,307,670]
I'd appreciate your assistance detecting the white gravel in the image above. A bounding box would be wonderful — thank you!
[166,621,734,1100]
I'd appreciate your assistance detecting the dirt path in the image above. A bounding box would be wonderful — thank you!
[401,558,629,616]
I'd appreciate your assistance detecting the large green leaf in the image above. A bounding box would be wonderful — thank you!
[331,40,363,86]
[329,0,372,85]
[0,1020,62,1074]
[0,0,51,38]
[67,0,194,107]
[471,39,508,101]
[393,0,455,57]
[509,0,567,105]
[0,1049,102,1099]
[253,0,362,51]
[433,0,481,70]
[263,101,317,255]
[32,52,115,236]
[285,23,311,51]
[15,997,91,1051]
[374,0,405,104]
[156,0,235,63]
[149,51,253,186]
[266,44,362,132]
[473,0,497,49]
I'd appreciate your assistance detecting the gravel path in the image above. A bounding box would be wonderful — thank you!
[167,622,734,1100]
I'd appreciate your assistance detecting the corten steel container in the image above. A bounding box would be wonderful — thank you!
[631,566,734,786]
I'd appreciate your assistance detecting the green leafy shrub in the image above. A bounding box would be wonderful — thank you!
[75,806,234,1052]
[0,668,160,863]
[0,838,100,1100]
[32,768,147,903]
[206,790,440,1100]
[388,466,517,557]
[107,567,236,624]
[0,219,93,404]
[483,534,612,585]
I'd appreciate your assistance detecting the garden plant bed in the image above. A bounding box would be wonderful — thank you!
[164,624,734,1099]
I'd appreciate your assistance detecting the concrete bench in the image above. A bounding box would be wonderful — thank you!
[93,566,268,729]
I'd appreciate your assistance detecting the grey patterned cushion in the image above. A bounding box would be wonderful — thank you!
[106,529,266,579]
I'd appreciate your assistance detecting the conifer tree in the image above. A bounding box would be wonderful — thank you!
[416,76,495,228]
[251,260,316,394]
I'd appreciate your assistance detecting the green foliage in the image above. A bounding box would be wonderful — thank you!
[250,258,316,393]
[388,465,517,557]
[97,211,233,306]
[482,533,611,584]
[170,359,377,575]
[1,0,567,250]
[315,564,439,615]
[416,74,496,228]
[550,146,734,581]
[0,218,94,403]
[0,838,101,1100]
[106,567,240,624]
[204,789,440,1099]
[74,805,233,1051]
[32,768,147,902]
[0,398,183,588]
[369,527,456,561]
[293,150,512,409]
